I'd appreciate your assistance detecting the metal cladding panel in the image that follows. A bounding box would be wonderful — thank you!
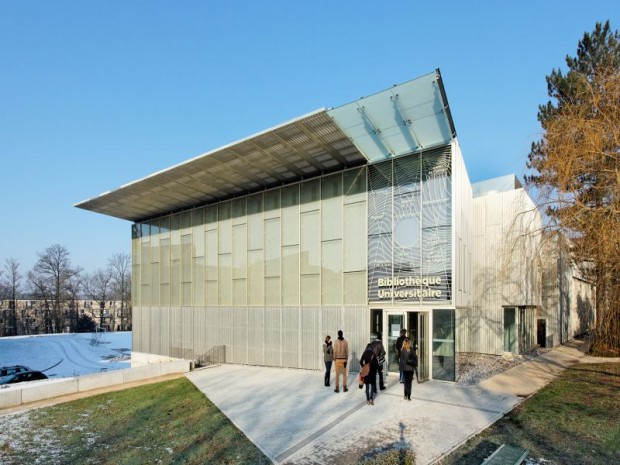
[142,307,151,354]
[343,306,370,372]
[182,307,194,360]
[232,307,248,364]
[148,307,160,355]
[328,71,454,163]
[205,307,222,349]
[192,308,207,356]
[301,307,320,370]
[247,307,265,365]
[221,308,234,363]
[282,307,300,368]
[455,307,502,354]
[320,307,342,339]
[132,307,143,353]
[452,141,473,309]
[160,307,170,357]
[264,307,282,366]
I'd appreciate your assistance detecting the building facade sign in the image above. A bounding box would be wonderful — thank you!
[368,147,452,304]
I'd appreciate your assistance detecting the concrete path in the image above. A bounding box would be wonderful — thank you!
[187,341,602,465]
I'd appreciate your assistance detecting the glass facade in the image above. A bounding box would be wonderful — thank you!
[132,167,368,308]
[368,146,452,305]
[432,309,455,381]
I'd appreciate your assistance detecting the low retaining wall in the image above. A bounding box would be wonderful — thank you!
[0,359,191,410]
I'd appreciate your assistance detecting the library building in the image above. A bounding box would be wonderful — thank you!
[77,70,595,382]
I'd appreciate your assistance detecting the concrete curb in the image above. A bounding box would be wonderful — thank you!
[0,359,191,410]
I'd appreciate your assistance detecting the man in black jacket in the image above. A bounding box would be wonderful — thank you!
[395,329,407,383]
[371,334,386,391]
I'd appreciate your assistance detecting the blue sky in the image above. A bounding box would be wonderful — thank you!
[0,1,617,276]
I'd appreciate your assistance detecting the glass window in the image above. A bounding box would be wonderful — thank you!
[301,274,320,306]
[247,194,264,251]
[300,178,320,212]
[171,259,181,306]
[264,189,280,219]
[151,263,160,306]
[300,211,320,274]
[248,250,264,305]
[182,234,192,283]
[206,280,218,306]
[432,309,455,381]
[321,240,342,305]
[193,256,205,306]
[192,208,205,257]
[343,167,367,203]
[233,279,247,306]
[206,229,218,281]
[344,271,367,305]
[232,198,246,223]
[343,202,367,272]
[321,174,342,241]
[281,184,300,246]
[233,224,247,279]
[264,218,281,278]
[265,277,280,306]
[282,245,300,305]
[218,254,232,305]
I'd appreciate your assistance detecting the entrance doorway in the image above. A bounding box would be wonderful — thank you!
[537,319,546,348]
[387,314,404,374]
[385,311,429,382]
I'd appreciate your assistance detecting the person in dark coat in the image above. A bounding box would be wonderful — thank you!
[371,334,386,391]
[359,343,379,405]
[323,335,333,386]
[399,338,414,400]
[395,329,407,383]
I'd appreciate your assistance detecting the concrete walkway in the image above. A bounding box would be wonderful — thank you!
[187,341,610,465]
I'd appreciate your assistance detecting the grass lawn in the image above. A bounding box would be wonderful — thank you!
[1,362,618,465]
[0,377,271,465]
[438,362,620,465]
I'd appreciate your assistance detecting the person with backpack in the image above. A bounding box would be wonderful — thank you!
[359,343,379,405]
[399,338,415,401]
[371,334,386,391]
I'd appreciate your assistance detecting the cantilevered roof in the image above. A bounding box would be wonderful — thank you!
[76,69,456,222]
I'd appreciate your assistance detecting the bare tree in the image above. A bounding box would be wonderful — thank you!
[65,274,82,332]
[32,244,80,333]
[527,22,620,355]
[82,267,114,330]
[108,253,131,331]
[3,258,22,336]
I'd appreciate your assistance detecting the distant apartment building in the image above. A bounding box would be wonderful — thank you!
[0,299,131,336]
[76,70,594,381]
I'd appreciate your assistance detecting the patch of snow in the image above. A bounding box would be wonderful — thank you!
[0,332,132,380]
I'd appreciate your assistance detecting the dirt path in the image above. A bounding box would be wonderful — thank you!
[0,372,185,417]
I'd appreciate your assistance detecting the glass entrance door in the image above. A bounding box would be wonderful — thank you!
[387,314,405,373]
[418,312,429,382]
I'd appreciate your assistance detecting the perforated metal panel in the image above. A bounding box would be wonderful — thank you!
[76,111,366,222]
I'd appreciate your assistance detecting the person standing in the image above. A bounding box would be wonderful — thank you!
[399,338,414,401]
[371,333,386,391]
[323,335,333,387]
[333,330,349,393]
[359,343,379,405]
[395,329,407,383]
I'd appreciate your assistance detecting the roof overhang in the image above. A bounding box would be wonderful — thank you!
[75,69,456,222]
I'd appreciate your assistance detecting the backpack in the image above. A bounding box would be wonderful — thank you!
[372,340,386,365]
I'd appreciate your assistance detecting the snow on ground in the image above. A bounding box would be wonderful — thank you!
[0,332,132,379]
